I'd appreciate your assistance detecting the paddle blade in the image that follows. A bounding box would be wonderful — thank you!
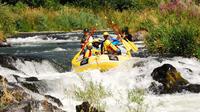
[127,40,138,52]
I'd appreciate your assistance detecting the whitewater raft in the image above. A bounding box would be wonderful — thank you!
[71,53,131,72]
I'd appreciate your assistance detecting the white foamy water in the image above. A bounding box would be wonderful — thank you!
[1,57,200,112]
[7,35,80,44]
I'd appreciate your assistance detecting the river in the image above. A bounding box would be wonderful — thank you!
[1,32,200,112]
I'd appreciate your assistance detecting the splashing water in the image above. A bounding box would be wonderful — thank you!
[1,56,200,112]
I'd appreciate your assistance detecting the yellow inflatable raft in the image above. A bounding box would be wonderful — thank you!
[71,36,138,72]
[71,52,131,72]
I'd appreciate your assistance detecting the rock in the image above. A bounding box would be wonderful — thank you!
[151,64,188,86]
[41,100,66,112]
[2,101,31,112]
[13,75,48,93]
[21,82,39,93]
[0,55,18,70]
[0,75,8,84]
[149,64,200,94]
[45,95,63,107]
[25,77,39,81]
[76,101,105,112]
[2,100,66,112]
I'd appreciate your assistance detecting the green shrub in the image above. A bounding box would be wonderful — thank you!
[145,10,200,57]
[168,24,198,56]
[127,88,148,112]
[34,15,49,31]
[73,78,111,110]
[0,4,15,35]
[16,19,32,32]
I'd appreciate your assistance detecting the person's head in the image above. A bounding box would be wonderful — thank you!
[92,38,100,47]
[87,43,93,50]
[83,28,89,35]
[122,27,129,34]
[103,32,109,39]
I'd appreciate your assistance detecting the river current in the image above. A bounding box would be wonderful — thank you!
[1,32,200,112]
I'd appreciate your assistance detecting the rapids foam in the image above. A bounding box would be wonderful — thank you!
[1,57,200,112]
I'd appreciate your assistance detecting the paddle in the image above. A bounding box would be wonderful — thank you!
[73,27,97,60]
[104,16,138,53]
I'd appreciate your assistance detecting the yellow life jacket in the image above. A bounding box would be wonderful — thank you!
[101,40,118,54]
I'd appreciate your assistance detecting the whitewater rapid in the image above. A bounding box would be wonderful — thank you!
[1,56,200,112]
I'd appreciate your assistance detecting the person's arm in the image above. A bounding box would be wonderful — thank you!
[105,40,121,54]
[84,50,91,58]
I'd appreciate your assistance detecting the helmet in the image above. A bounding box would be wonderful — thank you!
[83,28,89,32]
[103,32,109,36]
[93,38,100,43]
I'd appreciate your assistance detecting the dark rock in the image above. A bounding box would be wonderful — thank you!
[21,82,39,93]
[13,74,21,82]
[76,101,105,112]
[41,100,66,112]
[25,77,39,82]
[151,64,188,86]
[0,75,8,84]
[184,84,200,93]
[45,95,63,107]
[2,100,66,112]
[0,55,18,70]
[2,102,31,112]
[149,64,200,94]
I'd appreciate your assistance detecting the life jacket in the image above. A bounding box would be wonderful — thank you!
[101,40,118,54]
[92,47,101,55]
[84,49,92,58]
[81,36,93,49]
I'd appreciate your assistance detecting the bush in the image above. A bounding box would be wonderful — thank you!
[73,78,111,110]
[16,19,32,32]
[145,10,200,57]
[127,88,148,112]
[34,15,49,31]
[0,4,15,35]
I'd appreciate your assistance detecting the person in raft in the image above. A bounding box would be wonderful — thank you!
[101,32,121,55]
[81,28,94,49]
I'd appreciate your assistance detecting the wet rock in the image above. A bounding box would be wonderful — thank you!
[25,77,39,81]
[21,82,39,93]
[2,100,66,112]
[0,75,8,84]
[76,101,105,112]
[0,55,18,70]
[45,95,63,107]
[41,100,66,112]
[149,64,200,94]
[2,101,31,112]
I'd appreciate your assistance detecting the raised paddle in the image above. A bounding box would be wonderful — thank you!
[104,16,138,53]
[74,27,97,59]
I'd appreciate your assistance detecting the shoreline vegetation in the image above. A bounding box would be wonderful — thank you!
[0,0,200,58]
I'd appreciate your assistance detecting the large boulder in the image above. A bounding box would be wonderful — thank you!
[149,64,200,94]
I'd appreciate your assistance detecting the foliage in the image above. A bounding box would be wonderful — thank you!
[66,0,161,11]
[73,78,112,110]
[0,4,15,35]
[144,1,200,57]
[127,88,148,112]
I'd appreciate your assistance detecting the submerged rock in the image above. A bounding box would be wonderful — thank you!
[76,101,105,112]
[149,64,200,94]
